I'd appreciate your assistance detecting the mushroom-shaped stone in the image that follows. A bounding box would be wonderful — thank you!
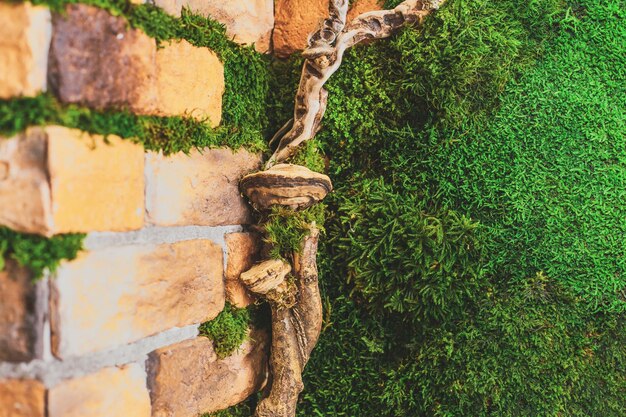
[240,259,291,295]
[240,164,332,210]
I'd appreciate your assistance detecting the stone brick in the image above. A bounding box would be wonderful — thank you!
[145,148,261,227]
[0,126,144,236]
[49,5,224,124]
[50,240,224,358]
[273,0,327,57]
[224,232,261,307]
[147,329,269,417]
[0,260,42,362]
[272,0,385,57]
[154,0,273,53]
[48,364,151,417]
[0,379,45,417]
[0,3,51,98]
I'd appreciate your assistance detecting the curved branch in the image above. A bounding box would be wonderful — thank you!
[266,0,445,168]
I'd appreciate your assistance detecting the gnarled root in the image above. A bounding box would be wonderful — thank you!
[253,226,321,417]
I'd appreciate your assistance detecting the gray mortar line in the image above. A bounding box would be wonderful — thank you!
[83,225,243,250]
[0,324,200,387]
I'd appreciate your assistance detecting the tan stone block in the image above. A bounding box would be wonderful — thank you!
[0,2,51,98]
[50,240,224,357]
[47,126,145,234]
[273,0,385,57]
[273,0,328,57]
[0,126,144,236]
[0,379,45,417]
[145,148,261,227]
[49,5,225,123]
[155,39,224,126]
[0,260,41,362]
[224,232,261,307]
[147,329,269,417]
[154,0,273,52]
[48,364,151,417]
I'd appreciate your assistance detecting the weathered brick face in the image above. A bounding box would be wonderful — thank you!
[147,330,269,417]
[49,5,224,124]
[0,126,145,236]
[50,240,225,357]
[225,232,262,307]
[145,148,262,227]
[0,261,41,362]
[0,2,51,98]
[0,379,45,417]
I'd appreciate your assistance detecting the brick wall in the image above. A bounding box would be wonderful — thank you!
[0,1,273,416]
[0,0,378,415]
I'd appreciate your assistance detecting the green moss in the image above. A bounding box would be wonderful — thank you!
[263,204,326,260]
[199,303,251,359]
[288,140,326,173]
[0,227,83,280]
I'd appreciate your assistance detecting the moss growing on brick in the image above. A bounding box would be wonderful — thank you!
[0,227,83,280]
[199,303,252,359]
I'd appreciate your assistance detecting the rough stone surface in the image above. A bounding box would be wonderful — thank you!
[273,0,327,57]
[0,128,51,235]
[272,0,385,57]
[0,379,45,417]
[0,2,51,98]
[155,39,224,125]
[224,232,261,307]
[49,5,224,124]
[147,329,269,417]
[0,126,144,236]
[0,261,41,362]
[47,126,145,234]
[50,240,224,358]
[48,364,151,417]
[145,148,261,227]
[154,0,273,52]
[48,4,157,113]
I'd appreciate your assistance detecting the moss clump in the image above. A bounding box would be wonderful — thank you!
[199,303,251,359]
[263,204,326,260]
[0,227,83,279]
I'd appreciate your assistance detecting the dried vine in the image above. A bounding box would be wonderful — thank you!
[238,1,445,416]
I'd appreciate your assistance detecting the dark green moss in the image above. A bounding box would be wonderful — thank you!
[199,303,252,359]
[0,227,83,280]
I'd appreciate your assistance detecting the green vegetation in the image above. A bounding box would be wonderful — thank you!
[263,204,326,260]
[222,0,626,415]
[0,227,83,279]
[199,303,252,359]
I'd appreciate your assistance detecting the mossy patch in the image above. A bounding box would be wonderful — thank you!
[263,204,326,260]
[199,303,252,359]
[0,227,83,280]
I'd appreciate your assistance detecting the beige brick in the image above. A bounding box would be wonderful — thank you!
[0,379,45,417]
[50,240,224,357]
[154,0,273,52]
[224,232,261,307]
[147,329,269,417]
[0,260,41,362]
[272,0,384,57]
[48,364,150,417]
[49,5,224,124]
[0,126,144,236]
[155,39,224,125]
[145,148,261,227]
[0,2,51,98]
